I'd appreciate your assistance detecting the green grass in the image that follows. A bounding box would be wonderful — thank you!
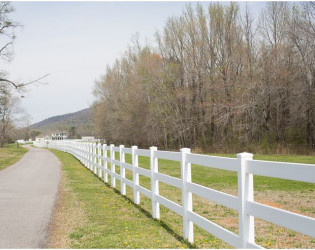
[206,153,315,191]
[122,152,315,193]
[51,149,193,248]
[51,149,315,248]
[0,143,28,171]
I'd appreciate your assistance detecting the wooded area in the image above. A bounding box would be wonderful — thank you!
[93,2,315,154]
[0,2,28,147]
[0,2,47,146]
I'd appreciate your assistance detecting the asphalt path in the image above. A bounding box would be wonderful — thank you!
[0,145,61,248]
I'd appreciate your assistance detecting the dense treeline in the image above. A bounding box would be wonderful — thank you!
[93,2,315,153]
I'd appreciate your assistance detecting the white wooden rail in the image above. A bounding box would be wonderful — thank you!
[34,140,315,248]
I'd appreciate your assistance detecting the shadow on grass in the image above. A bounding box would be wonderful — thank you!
[70,157,196,249]
[93,174,197,249]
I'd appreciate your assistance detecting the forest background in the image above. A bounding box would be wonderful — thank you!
[1,2,315,155]
[92,2,315,154]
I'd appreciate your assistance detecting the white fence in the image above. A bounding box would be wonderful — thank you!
[34,140,315,248]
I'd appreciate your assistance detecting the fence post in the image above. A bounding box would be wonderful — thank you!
[131,146,140,204]
[77,142,79,160]
[181,148,193,243]
[88,143,90,168]
[86,143,89,169]
[93,143,97,175]
[237,152,254,248]
[98,143,102,178]
[79,142,82,162]
[88,143,92,170]
[87,143,90,169]
[150,146,160,219]
[85,143,88,168]
[120,145,126,195]
[110,144,116,188]
[92,143,94,171]
[71,141,74,155]
[83,143,86,166]
[103,144,108,183]
[81,142,83,164]
[83,142,86,165]
[80,142,82,163]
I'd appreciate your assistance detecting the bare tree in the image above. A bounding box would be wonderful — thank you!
[289,2,315,148]
[0,84,26,146]
[92,2,315,153]
[0,2,49,146]
[0,2,48,90]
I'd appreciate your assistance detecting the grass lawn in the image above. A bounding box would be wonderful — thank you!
[49,148,315,248]
[48,149,192,249]
[0,143,28,171]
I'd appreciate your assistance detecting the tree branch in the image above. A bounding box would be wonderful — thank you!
[0,74,49,89]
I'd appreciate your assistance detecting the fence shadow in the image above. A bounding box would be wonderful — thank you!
[99,178,196,249]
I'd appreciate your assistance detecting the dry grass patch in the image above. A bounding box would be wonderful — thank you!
[191,186,315,249]
[46,170,87,248]
[255,189,315,216]
[253,189,315,248]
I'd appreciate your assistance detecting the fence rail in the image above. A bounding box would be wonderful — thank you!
[34,140,315,248]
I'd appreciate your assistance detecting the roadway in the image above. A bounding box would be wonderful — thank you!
[0,145,61,248]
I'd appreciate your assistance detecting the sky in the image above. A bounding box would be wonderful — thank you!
[4,1,266,124]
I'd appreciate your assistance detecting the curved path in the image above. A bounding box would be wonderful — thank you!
[0,145,61,248]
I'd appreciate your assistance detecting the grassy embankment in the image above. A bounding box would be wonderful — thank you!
[0,144,28,171]
[49,149,315,249]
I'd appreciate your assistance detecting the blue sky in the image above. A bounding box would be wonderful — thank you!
[5,1,266,123]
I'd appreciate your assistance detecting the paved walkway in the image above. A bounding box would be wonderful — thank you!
[0,145,61,248]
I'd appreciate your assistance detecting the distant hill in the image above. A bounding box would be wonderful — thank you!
[30,108,94,138]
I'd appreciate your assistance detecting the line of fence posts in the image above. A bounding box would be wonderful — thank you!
[52,141,257,248]
[42,140,314,249]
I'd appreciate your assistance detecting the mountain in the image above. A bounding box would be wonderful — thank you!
[30,108,94,138]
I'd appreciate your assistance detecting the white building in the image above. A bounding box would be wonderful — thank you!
[81,136,95,141]
[52,132,68,140]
